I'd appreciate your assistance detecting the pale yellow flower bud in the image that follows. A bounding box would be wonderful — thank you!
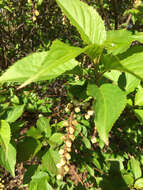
[34,10,39,16]
[67,147,71,152]
[64,165,69,172]
[59,149,64,155]
[56,163,62,168]
[91,136,97,144]
[85,113,90,120]
[60,158,66,166]
[87,110,94,116]
[57,174,62,180]
[63,120,69,127]
[75,107,80,113]
[65,153,71,160]
[69,127,74,134]
[72,120,78,126]
[69,134,75,141]
[65,140,72,147]
[32,16,36,21]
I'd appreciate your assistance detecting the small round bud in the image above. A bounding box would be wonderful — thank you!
[61,135,66,140]
[65,140,72,147]
[87,110,94,116]
[64,165,69,173]
[65,153,71,160]
[65,107,70,112]
[32,16,36,21]
[85,113,90,120]
[60,158,66,166]
[34,10,39,16]
[67,147,71,152]
[56,163,62,168]
[75,75,79,81]
[72,120,78,126]
[57,174,62,180]
[69,127,74,134]
[69,134,75,141]
[59,149,64,155]
[91,136,97,144]
[75,107,80,113]
[63,120,69,127]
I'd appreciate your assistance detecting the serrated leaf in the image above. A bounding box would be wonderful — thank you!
[87,84,126,144]
[130,156,142,179]
[0,143,16,177]
[56,0,106,46]
[105,30,132,55]
[134,109,143,123]
[17,137,41,162]
[48,133,63,148]
[104,71,140,94]
[134,178,143,189]
[135,85,143,106]
[5,105,25,123]
[42,148,60,175]
[82,137,91,149]
[102,53,143,80]
[36,117,51,138]
[29,171,53,190]
[0,40,84,88]
[0,120,11,157]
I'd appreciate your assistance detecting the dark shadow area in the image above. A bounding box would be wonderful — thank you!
[99,161,129,190]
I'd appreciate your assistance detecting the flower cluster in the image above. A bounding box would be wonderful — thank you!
[56,119,77,180]
[0,178,4,190]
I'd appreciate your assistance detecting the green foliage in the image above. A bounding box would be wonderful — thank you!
[0,0,143,189]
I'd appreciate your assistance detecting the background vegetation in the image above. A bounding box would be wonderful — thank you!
[0,0,143,189]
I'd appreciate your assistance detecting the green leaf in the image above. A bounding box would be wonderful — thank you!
[48,133,63,148]
[87,84,126,144]
[130,156,142,179]
[29,171,53,190]
[0,143,16,177]
[82,136,91,149]
[5,105,25,123]
[105,30,132,55]
[26,126,43,139]
[122,173,134,186]
[17,137,41,162]
[0,120,11,157]
[42,148,60,175]
[134,178,143,189]
[56,0,106,46]
[36,117,51,138]
[135,85,143,106]
[104,71,140,94]
[86,165,94,177]
[0,40,84,88]
[102,53,143,80]
[134,109,143,123]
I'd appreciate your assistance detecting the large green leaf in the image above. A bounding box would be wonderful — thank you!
[42,148,60,175]
[5,105,25,123]
[134,178,143,189]
[0,143,16,177]
[29,171,53,190]
[36,117,51,138]
[56,0,106,46]
[87,84,126,144]
[48,133,63,148]
[105,30,143,55]
[105,30,132,55]
[0,40,83,88]
[104,71,140,94]
[102,53,143,80]
[0,120,11,157]
[130,156,142,179]
[135,85,143,106]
